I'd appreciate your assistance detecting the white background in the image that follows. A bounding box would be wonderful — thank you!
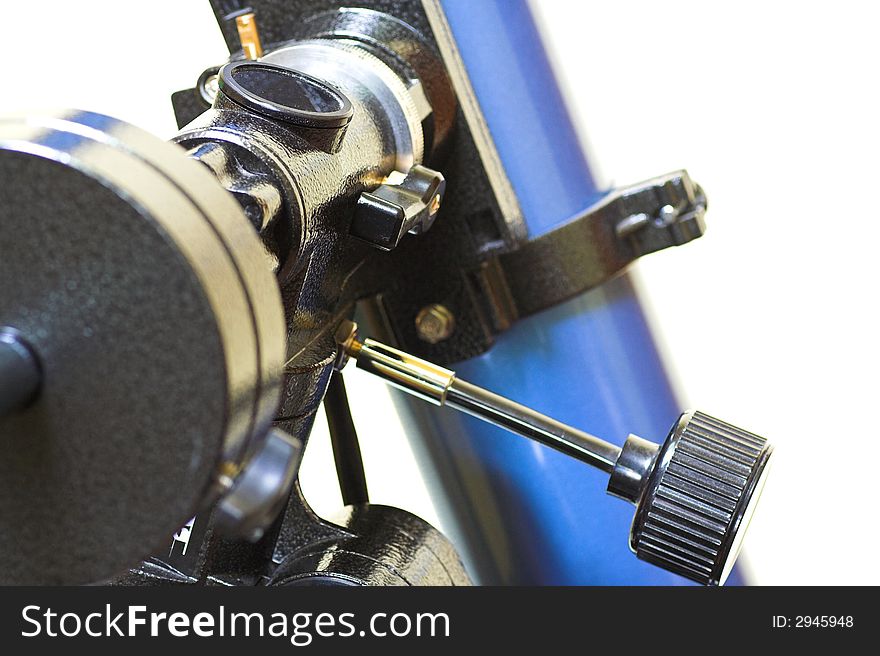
[3,0,878,585]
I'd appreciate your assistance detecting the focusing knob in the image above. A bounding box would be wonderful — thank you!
[626,411,773,585]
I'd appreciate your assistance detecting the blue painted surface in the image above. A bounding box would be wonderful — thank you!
[439,0,603,236]
[411,0,741,584]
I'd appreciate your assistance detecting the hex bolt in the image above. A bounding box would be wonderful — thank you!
[415,304,455,344]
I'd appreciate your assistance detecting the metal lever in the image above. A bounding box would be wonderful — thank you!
[337,324,773,585]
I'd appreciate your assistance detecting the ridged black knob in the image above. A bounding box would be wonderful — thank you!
[630,411,773,585]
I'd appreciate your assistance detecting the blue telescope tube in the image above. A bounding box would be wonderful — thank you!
[391,0,742,584]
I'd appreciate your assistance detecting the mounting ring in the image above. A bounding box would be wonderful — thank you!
[218,61,353,129]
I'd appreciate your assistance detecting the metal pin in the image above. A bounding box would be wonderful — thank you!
[235,12,264,60]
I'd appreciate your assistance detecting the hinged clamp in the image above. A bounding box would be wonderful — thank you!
[478,170,707,325]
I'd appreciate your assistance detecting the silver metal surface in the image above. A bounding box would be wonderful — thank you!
[199,72,220,105]
[607,434,660,503]
[445,380,621,473]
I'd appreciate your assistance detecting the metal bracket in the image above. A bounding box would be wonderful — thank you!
[475,170,706,325]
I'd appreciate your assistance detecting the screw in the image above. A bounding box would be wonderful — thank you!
[197,67,221,105]
[415,304,455,344]
[204,74,219,102]
[654,204,678,227]
[429,193,441,216]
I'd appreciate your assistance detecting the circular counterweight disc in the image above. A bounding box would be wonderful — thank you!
[0,114,284,584]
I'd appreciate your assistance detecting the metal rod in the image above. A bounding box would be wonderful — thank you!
[235,12,264,60]
[445,379,620,473]
[324,371,369,505]
[344,336,621,474]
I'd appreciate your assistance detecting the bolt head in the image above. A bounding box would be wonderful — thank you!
[415,304,455,344]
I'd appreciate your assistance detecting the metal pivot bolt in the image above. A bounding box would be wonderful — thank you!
[336,324,773,585]
[351,165,446,251]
